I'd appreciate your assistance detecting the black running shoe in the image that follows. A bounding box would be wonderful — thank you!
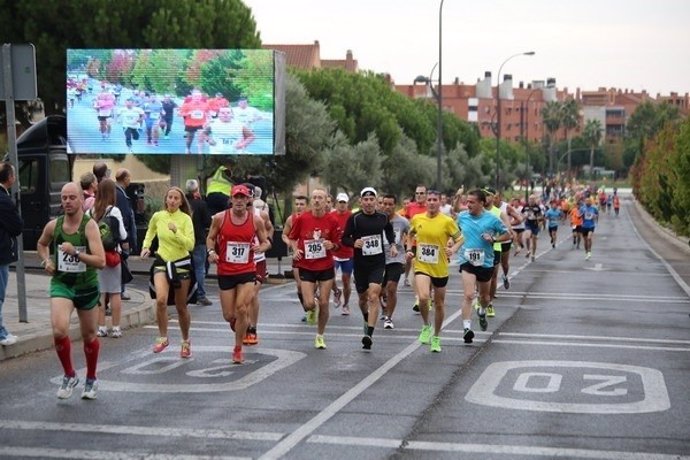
[362,335,372,350]
[463,328,475,344]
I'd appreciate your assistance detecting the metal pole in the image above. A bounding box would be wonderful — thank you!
[436,0,444,190]
[2,44,28,322]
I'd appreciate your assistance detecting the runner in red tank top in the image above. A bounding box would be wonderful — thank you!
[207,184,270,364]
[288,188,341,349]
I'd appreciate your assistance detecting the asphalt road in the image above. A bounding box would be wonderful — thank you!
[0,197,688,460]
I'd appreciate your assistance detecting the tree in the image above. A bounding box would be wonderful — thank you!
[560,98,580,175]
[321,132,383,196]
[624,101,681,169]
[380,134,435,199]
[582,119,603,174]
[541,101,562,176]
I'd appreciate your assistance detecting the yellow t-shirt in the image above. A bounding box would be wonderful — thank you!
[410,212,460,278]
[142,209,195,262]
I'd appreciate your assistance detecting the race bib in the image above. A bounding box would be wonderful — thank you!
[57,246,87,273]
[191,110,204,120]
[464,248,485,267]
[221,137,232,145]
[226,242,250,264]
[304,239,326,260]
[418,243,439,264]
[361,234,383,256]
[584,211,594,220]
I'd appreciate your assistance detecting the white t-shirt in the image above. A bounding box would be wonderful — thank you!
[234,106,262,127]
[119,107,145,129]
[207,119,245,154]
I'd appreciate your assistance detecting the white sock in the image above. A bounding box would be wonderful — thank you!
[463,320,471,329]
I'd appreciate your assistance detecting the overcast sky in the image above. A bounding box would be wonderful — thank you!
[244,0,689,96]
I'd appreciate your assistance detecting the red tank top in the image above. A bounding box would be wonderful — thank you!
[216,210,256,276]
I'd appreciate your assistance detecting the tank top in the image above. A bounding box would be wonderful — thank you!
[52,214,98,287]
[216,210,256,276]
[253,207,266,263]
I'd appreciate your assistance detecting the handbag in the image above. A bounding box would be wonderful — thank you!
[105,250,121,267]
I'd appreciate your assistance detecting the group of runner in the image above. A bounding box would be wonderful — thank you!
[67,78,264,154]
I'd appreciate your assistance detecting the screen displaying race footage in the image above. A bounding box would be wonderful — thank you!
[66,49,276,155]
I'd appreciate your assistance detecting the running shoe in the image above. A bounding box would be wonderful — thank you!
[110,327,122,338]
[525,250,531,259]
[333,287,342,308]
[56,375,79,399]
[463,328,475,344]
[412,303,420,313]
[531,255,535,262]
[586,252,592,260]
[153,337,169,353]
[180,340,192,359]
[301,314,307,322]
[502,274,510,289]
[232,346,244,364]
[361,335,372,350]
[81,378,98,400]
[552,243,556,248]
[404,278,410,287]
[314,335,327,349]
[478,309,488,331]
[384,317,395,330]
[244,330,258,346]
[418,324,432,344]
[96,327,108,338]
[486,304,496,318]
[341,305,350,316]
[430,336,441,353]
[306,309,317,325]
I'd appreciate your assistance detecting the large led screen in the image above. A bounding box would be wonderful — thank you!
[66,49,277,155]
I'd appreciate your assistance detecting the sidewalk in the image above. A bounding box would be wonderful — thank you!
[0,253,294,362]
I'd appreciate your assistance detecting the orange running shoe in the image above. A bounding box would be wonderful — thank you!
[243,330,258,346]
[180,340,192,359]
[153,337,169,353]
[232,346,243,364]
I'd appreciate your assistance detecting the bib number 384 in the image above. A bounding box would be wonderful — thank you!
[418,244,439,263]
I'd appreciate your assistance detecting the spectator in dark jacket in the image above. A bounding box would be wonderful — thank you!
[115,169,136,299]
[186,179,212,305]
[0,162,23,345]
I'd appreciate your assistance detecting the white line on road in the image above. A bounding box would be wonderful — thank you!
[308,435,689,459]
[492,339,690,352]
[0,446,250,460]
[499,332,690,345]
[0,419,283,441]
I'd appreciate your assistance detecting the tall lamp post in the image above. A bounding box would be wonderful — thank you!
[413,1,444,190]
[521,87,539,201]
[495,51,535,190]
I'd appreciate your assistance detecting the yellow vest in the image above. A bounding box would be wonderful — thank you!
[207,166,232,196]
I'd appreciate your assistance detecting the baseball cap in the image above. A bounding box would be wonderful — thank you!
[360,187,377,197]
[336,192,349,202]
[231,184,252,197]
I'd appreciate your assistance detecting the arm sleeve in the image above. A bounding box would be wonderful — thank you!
[384,219,395,245]
[341,214,356,247]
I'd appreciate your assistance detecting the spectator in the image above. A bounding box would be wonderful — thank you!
[93,162,109,183]
[206,163,233,215]
[0,163,23,346]
[80,172,98,212]
[115,169,137,299]
[185,179,212,306]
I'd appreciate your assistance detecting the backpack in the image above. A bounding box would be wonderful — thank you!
[91,206,120,251]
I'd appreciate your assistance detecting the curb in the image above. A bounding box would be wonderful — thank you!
[632,198,690,255]
[0,291,154,362]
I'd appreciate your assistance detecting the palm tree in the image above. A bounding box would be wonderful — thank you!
[541,101,562,176]
[560,99,580,176]
[583,119,603,176]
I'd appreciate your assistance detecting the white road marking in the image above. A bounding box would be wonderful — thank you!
[445,289,688,301]
[308,435,689,459]
[499,332,690,345]
[0,419,283,441]
[0,447,249,460]
[257,308,466,460]
[465,361,670,414]
[492,339,690,352]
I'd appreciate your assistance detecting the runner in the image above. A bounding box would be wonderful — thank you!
[521,194,544,261]
[406,190,463,353]
[140,187,195,358]
[457,189,510,342]
[93,88,115,140]
[613,193,621,217]
[282,195,309,321]
[401,185,428,304]
[580,197,599,260]
[160,94,178,139]
[380,194,409,330]
[569,197,584,249]
[179,89,210,154]
[117,98,144,154]
[205,107,255,154]
[36,182,105,399]
[545,200,564,248]
[206,185,270,363]
[288,189,342,349]
[330,192,354,315]
[341,187,396,350]
[245,184,274,346]
[143,93,163,147]
[491,190,521,299]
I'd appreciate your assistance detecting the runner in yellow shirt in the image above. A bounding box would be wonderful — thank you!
[405,190,463,353]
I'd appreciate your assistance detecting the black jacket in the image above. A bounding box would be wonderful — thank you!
[0,186,23,265]
[186,193,212,246]
[116,184,136,251]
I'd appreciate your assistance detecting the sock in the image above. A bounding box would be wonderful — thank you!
[84,338,100,380]
[367,326,375,337]
[54,336,75,377]
[463,320,472,330]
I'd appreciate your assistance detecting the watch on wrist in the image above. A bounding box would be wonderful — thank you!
[207,248,216,255]
[74,249,81,258]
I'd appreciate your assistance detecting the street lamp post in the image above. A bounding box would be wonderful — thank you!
[521,87,539,201]
[495,51,535,190]
[436,0,444,191]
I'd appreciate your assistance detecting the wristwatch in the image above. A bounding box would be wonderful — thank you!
[73,249,81,258]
